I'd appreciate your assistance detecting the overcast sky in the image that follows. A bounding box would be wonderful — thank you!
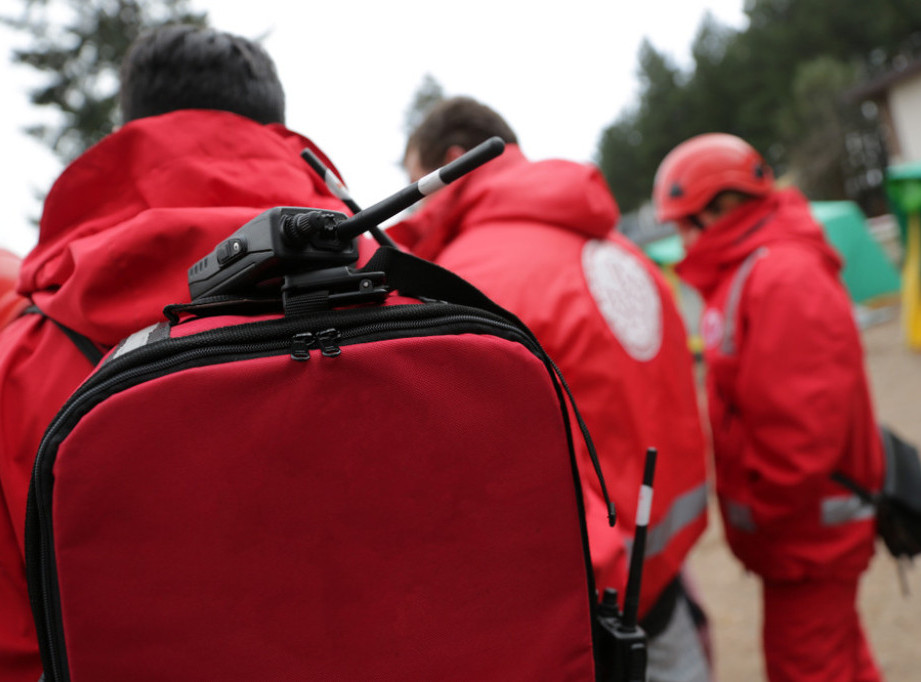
[0,1,746,256]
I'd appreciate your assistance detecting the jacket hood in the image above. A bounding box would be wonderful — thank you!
[676,188,842,297]
[389,144,619,260]
[18,109,345,344]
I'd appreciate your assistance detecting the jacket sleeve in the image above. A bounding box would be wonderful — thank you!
[733,254,864,532]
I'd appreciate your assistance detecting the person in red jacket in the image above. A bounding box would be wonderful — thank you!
[391,97,712,680]
[0,248,27,328]
[0,25,350,681]
[653,133,885,682]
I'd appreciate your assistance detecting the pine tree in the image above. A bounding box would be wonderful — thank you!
[596,0,921,215]
[403,73,444,136]
[3,0,208,162]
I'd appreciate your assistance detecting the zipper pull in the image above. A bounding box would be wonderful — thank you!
[291,332,316,361]
[317,328,342,357]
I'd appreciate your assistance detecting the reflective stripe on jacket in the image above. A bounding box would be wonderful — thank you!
[0,248,26,329]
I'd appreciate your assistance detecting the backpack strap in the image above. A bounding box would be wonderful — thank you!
[22,304,105,366]
[361,246,516,320]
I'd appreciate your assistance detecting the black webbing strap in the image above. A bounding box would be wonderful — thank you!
[360,246,518,323]
[22,305,105,366]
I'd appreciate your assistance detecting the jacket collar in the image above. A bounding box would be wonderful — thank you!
[676,188,841,298]
[389,144,620,260]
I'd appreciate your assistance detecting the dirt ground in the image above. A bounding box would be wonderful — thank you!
[685,310,921,682]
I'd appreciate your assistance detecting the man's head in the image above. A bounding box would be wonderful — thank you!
[404,96,517,182]
[119,25,286,126]
[652,133,773,249]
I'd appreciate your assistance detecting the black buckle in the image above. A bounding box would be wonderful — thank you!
[281,267,389,315]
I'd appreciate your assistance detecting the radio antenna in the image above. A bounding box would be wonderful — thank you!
[300,148,397,248]
[334,136,505,241]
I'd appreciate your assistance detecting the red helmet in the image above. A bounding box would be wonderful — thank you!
[653,133,773,223]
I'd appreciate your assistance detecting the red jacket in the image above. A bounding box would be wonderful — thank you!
[390,145,708,616]
[0,248,26,329]
[0,110,349,680]
[676,188,883,581]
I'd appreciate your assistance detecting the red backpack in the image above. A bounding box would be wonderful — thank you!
[25,141,637,681]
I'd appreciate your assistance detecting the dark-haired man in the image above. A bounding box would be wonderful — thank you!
[392,96,712,680]
[0,25,349,679]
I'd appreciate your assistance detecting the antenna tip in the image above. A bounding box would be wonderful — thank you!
[485,136,506,156]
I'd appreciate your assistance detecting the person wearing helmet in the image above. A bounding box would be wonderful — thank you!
[653,133,884,681]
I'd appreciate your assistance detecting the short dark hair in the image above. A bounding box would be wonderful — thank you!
[406,96,518,171]
[119,24,286,125]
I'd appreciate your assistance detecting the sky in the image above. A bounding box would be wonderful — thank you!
[0,0,747,257]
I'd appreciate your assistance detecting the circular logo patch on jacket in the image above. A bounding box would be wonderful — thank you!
[701,308,724,351]
[582,240,663,361]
